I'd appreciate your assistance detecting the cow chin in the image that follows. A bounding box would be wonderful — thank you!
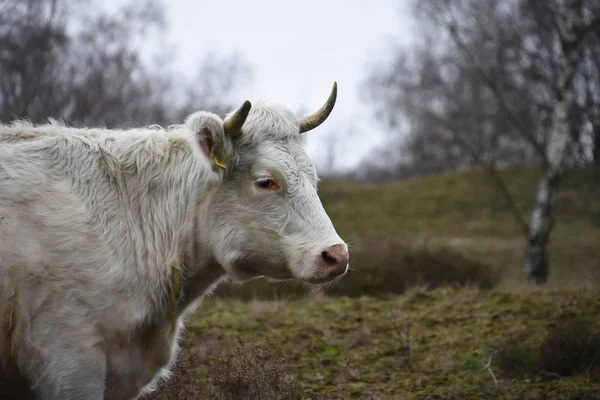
[225,257,294,283]
[296,264,349,286]
[287,252,349,286]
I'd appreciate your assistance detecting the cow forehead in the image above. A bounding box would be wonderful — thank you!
[235,103,300,144]
[226,103,319,185]
[244,138,317,185]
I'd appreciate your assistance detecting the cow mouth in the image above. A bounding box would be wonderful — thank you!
[232,256,348,284]
[302,269,348,285]
[302,277,344,287]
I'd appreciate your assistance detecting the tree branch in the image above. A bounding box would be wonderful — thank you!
[418,107,531,237]
[444,6,547,158]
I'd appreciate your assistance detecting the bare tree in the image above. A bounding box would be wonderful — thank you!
[362,0,599,283]
[363,0,600,175]
[438,0,598,283]
[523,0,596,283]
[0,0,254,128]
[362,1,545,179]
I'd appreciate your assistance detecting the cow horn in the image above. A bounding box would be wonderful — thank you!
[223,100,252,138]
[298,82,337,133]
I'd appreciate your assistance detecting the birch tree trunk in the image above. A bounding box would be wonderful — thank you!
[593,128,600,166]
[524,0,585,284]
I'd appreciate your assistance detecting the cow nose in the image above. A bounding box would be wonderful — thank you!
[319,244,349,276]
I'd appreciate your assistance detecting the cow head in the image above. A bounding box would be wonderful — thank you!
[189,83,348,285]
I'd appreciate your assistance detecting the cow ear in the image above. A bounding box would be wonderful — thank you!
[185,111,233,169]
[197,126,214,157]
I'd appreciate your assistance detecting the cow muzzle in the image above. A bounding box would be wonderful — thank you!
[316,243,349,280]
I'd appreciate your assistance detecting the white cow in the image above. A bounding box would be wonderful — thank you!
[0,83,349,400]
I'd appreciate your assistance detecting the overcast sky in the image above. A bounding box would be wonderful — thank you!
[161,0,414,172]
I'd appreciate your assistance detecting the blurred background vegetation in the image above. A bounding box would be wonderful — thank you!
[1,0,599,398]
[3,0,597,296]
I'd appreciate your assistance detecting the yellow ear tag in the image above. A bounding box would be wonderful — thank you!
[211,149,227,169]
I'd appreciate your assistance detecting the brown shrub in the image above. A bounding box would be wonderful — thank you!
[146,338,303,400]
[494,315,600,380]
[146,347,205,400]
[204,338,302,400]
[538,316,600,378]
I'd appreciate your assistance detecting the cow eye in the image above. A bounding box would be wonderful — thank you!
[255,177,279,191]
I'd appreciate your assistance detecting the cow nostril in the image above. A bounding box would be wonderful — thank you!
[321,250,337,266]
[319,244,349,274]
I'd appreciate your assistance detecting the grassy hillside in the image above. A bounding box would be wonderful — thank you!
[152,287,600,399]
[215,166,599,299]
[319,166,599,287]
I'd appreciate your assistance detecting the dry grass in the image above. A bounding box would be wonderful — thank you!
[147,337,304,400]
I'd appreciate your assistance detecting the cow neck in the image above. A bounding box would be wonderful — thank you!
[177,186,226,315]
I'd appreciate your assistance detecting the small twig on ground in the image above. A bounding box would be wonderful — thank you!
[406,311,412,372]
[390,308,412,371]
[480,351,499,387]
